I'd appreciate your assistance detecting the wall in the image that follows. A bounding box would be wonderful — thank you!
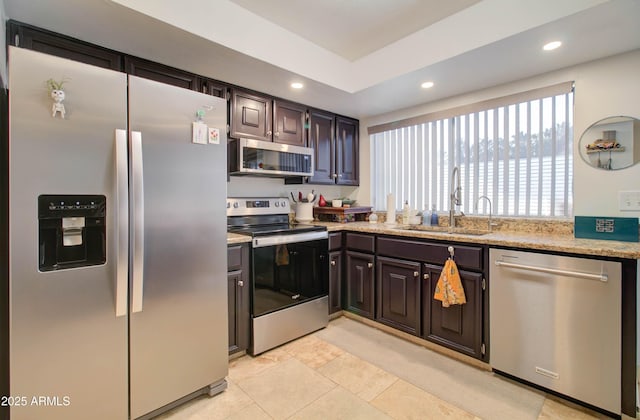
[227,176,357,208]
[360,49,640,219]
[361,47,640,371]
[358,50,640,217]
[572,51,640,218]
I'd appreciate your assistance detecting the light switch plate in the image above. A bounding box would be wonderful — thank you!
[618,190,640,211]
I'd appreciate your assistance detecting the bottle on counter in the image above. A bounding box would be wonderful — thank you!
[402,200,410,225]
[422,206,430,225]
[430,205,439,226]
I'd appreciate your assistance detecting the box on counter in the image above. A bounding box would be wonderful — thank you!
[314,206,372,223]
[574,216,639,242]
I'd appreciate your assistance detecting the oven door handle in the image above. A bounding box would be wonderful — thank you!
[253,231,328,248]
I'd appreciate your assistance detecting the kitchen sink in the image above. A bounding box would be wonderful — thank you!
[393,225,490,236]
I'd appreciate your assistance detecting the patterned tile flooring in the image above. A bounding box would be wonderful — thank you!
[158,317,615,420]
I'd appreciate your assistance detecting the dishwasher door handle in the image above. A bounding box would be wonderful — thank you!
[494,260,608,282]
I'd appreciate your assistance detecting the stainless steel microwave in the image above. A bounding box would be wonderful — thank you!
[229,138,314,177]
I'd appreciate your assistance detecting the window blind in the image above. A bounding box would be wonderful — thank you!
[370,83,574,218]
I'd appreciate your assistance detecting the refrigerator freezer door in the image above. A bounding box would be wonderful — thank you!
[8,47,129,420]
[127,76,228,418]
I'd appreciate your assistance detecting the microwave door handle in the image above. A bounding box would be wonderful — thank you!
[115,129,129,317]
[131,131,145,313]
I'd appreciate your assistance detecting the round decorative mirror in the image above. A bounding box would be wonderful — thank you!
[578,116,640,170]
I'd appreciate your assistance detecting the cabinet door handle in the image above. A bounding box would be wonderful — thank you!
[332,174,338,179]
[338,174,343,178]
[331,260,336,266]
[367,262,373,268]
[238,280,244,287]
[275,131,279,137]
[423,273,429,280]
[414,271,419,277]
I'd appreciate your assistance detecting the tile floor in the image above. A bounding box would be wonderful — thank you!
[158,317,615,420]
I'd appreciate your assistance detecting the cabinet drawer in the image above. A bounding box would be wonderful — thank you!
[345,233,375,253]
[227,245,244,271]
[377,236,483,271]
[329,232,343,251]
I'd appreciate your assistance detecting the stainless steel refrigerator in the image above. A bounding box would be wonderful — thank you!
[8,46,228,420]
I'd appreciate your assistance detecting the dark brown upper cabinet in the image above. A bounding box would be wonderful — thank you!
[230,89,272,141]
[307,111,359,185]
[308,109,336,184]
[8,20,123,71]
[273,100,307,146]
[124,56,200,91]
[335,116,359,185]
[229,88,307,146]
[199,77,228,99]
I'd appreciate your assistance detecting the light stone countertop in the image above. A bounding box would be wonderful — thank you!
[313,221,640,260]
[226,220,640,259]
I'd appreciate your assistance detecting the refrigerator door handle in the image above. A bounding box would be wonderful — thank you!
[131,130,145,313]
[115,129,129,317]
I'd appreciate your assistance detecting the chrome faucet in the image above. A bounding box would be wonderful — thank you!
[449,166,462,230]
[474,195,494,232]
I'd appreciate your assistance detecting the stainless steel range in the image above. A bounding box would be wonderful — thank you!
[227,197,329,355]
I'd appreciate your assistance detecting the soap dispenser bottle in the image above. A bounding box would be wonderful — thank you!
[430,205,439,226]
[402,200,410,225]
[422,206,430,225]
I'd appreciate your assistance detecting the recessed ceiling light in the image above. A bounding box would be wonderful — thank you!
[543,41,562,51]
[291,82,304,89]
[421,81,434,89]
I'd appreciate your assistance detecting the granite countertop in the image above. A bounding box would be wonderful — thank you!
[226,220,640,259]
[313,221,640,259]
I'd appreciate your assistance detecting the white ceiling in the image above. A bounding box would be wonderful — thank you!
[4,0,640,119]
[228,0,481,61]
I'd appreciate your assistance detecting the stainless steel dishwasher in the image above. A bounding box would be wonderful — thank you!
[489,248,621,415]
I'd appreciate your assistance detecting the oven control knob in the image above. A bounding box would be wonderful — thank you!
[274,202,279,207]
[281,201,286,208]
[226,202,230,208]
[233,202,239,208]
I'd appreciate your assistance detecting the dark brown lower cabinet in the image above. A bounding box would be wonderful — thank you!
[329,250,343,314]
[423,264,483,359]
[376,257,421,336]
[345,250,375,319]
[228,244,250,355]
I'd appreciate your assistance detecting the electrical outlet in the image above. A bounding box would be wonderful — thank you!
[618,190,640,211]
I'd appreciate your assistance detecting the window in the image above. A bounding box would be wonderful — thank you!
[369,83,574,218]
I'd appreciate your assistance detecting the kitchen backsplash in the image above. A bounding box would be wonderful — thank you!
[227,177,575,235]
[369,211,574,235]
[227,176,357,202]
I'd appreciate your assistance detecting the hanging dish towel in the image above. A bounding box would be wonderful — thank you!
[276,244,290,266]
[434,258,466,307]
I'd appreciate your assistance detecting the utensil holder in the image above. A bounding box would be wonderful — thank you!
[295,202,314,222]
